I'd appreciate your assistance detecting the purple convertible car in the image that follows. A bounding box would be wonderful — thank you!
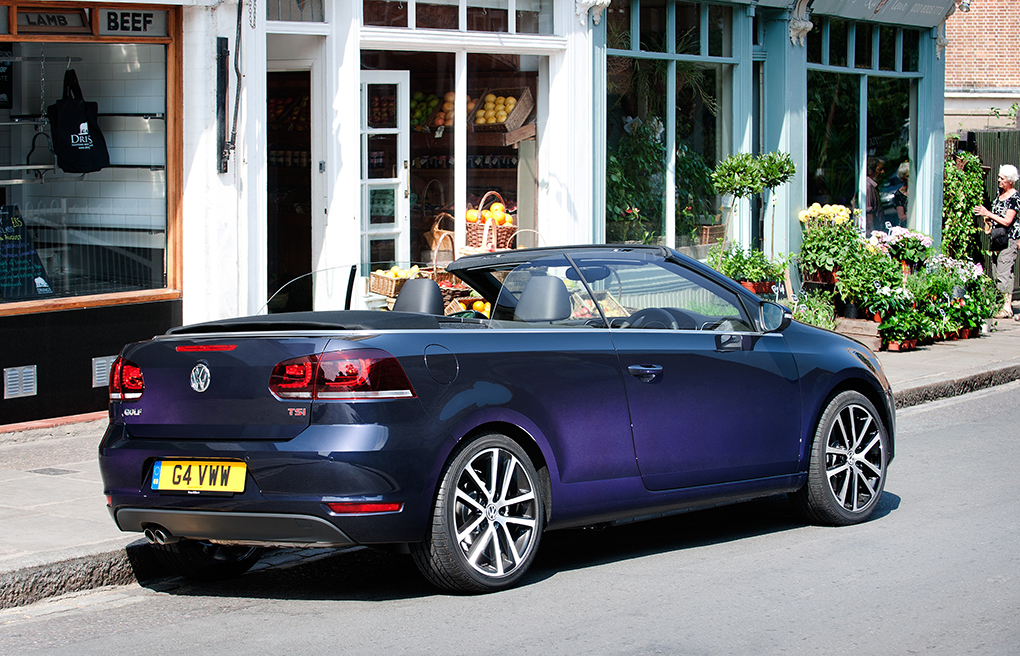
[99,245,894,593]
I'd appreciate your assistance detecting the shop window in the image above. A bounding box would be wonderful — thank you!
[902,29,920,73]
[607,56,667,242]
[855,23,873,69]
[1,43,167,303]
[366,0,550,33]
[807,71,859,209]
[806,19,822,65]
[364,0,409,28]
[707,5,731,58]
[417,1,460,30]
[267,0,325,22]
[829,18,848,68]
[878,26,896,72]
[467,0,508,33]
[639,0,667,53]
[675,63,722,245]
[360,51,540,270]
[607,0,632,50]
[516,0,553,35]
[866,77,913,232]
[675,2,699,55]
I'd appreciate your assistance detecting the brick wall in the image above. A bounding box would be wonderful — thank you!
[946,0,1020,89]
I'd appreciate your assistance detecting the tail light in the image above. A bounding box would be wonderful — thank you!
[109,356,144,401]
[269,348,415,401]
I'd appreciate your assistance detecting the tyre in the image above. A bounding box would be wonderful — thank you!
[792,390,889,526]
[150,539,263,581]
[411,433,545,593]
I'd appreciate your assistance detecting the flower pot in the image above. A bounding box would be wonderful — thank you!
[740,280,776,295]
[804,269,838,285]
[872,312,882,323]
[841,302,860,319]
[958,328,971,340]
[906,339,918,349]
[886,341,903,352]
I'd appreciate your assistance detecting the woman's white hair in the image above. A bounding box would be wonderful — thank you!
[897,161,910,179]
[1000,164,1019,183]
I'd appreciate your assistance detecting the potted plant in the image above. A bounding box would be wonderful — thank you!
[708,244,789,294]
[834,243,902,319]
[797,203,861,283]
[869,227,934,273]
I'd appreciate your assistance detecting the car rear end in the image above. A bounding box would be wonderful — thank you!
[99,331,440,549]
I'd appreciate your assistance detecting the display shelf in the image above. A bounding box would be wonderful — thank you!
[411,122,536,148]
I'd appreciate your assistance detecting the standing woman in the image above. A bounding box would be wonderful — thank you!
[893,161,909,227]
[974,164,1020,318]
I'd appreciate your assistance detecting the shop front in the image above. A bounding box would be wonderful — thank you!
[592,0,954,262]
[1,2,182,423]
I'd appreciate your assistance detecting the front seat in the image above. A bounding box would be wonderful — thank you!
[393,278,445,315]
[514,276,572,323]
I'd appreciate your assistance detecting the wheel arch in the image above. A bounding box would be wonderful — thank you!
[455,421,553,525]
[809,377,896,463]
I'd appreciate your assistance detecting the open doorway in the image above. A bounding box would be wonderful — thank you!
[266,71,312,312]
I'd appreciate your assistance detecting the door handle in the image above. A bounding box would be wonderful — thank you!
[628,364,662,383]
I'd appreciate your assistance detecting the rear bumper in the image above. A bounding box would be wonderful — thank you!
[115,508,355,548]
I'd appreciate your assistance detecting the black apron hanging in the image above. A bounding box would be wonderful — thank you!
[46,69,110,174]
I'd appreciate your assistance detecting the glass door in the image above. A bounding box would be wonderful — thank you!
[360,70,410,272]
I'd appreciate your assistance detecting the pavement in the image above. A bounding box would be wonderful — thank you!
[3,315,1020,610]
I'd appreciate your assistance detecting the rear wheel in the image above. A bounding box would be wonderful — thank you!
[150,539,263,581]
[792,390,889,526]
[411,434,544,593]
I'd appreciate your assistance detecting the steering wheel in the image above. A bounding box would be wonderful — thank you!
[623,308,680,330]
[701,317,738,331]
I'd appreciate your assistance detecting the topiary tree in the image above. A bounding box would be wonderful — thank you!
[758,151,797,257]
[711,153,764,239]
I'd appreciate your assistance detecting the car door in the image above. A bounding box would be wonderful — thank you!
[583,255,802,491]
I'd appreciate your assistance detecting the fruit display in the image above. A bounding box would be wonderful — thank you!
[413,91,478,130]
[373,264,420,280]
[465,200,513,226]
[411,92,440,130]
[474,92,517,125]
[369,90,396,127]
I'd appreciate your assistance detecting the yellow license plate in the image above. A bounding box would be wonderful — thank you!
[152,460,246,493]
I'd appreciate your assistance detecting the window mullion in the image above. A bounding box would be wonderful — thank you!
[631,0,640,52]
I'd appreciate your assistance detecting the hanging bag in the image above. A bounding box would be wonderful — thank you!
[46,69,110,173]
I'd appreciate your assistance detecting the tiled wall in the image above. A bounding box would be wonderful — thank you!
[5,42,166,235]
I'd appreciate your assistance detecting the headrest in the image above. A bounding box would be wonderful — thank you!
[514,276,571,323]
[392,278,445,315]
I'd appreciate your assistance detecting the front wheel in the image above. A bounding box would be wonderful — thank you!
[150,539,263,581]
[792,390,889,526]
[411,434,545,593]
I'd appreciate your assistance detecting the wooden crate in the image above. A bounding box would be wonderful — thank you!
[835,318,882,351]
[472,87,534,133]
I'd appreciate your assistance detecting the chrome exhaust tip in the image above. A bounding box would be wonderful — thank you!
[144,525,180,545]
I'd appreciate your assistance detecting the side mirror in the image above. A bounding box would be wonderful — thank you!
[760,301,793,333]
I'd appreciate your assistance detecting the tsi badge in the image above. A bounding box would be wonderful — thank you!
[190,362,211,393]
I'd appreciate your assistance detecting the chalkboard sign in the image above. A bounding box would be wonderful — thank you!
[0,206,53,300]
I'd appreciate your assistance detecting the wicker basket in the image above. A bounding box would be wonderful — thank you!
[472,87,534,133]
[369,272,408,298]
[466,191,515,249]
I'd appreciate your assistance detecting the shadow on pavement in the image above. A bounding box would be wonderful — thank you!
[139,491,902,602]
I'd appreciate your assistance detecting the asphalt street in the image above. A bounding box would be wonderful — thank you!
[1,382,1017,655]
